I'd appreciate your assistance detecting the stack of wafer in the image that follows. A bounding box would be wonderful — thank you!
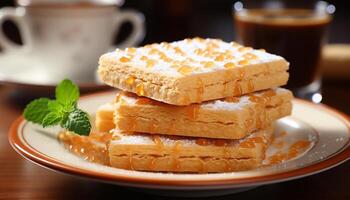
[97,38,292,173]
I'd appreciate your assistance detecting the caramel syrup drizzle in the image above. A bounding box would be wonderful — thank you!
[198,157,207,173]
[247,80,255,92]
[58,131,112,166]
[222,71,231,96]
[196,78,204,103]
[233,82,242,96]
[172,141,183,171]
[152,135,164,150]
[135,97,152,105]
[246,90,277,131]
[186,104,200,121]
[128,156,134,170]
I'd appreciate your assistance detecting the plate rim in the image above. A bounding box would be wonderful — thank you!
[8,91,350,187]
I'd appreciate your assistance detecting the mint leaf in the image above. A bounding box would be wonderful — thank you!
[42,112,62,127]
[23,79,91,136]
[48,100,64,113]
[23,98,51,124]
[62,108,91,135]
[56,79,79,105]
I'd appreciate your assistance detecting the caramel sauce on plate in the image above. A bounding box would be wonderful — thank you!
[267,140,311,165]
[239,136,264,148]
[58,131,112,165]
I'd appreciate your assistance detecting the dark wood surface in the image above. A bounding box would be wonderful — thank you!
[0,82,349,200]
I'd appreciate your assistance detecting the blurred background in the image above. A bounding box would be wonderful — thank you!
[1,0,349,46]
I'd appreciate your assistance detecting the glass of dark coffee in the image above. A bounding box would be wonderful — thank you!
[233,1,335,102]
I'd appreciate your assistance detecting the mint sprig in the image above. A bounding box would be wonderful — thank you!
[23,79,91,135]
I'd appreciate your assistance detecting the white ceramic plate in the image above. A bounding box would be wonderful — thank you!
[9,91,350,196]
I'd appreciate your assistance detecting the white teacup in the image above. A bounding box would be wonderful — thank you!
[0,2,145,83]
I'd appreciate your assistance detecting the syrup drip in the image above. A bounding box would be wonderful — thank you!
[128,156,134,170]
[195,138,210,146]
[115,93,122,103]
[186,104,200,120]
[195,138,231,147]
[247,80,255,92]
[149,158,157,170]
[262,89,276,98]
[225,96,240,103]
[196,78,204,102]
[136,83,145,96]
[198,158,207,173]
[213,139,229,147]
[223,82,228,96]
[249,95,267,104]
[125,76,135,85]
[135,98,152,105]
[172,141,183,171]
[238,69,245,80]
[119,98,127,105]
[223,159,232,171]
[244,119,254,131]
[149,122,157,133]
[222,71,231,96]
[233,82,242,96]
[152,135,164,150]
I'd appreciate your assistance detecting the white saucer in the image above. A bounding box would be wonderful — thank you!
[0,53,106,91]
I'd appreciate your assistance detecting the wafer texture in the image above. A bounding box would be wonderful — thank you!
[95,103,115,133]
[98,38,289,105]
[114,88,292,139]
[109,125,274,173]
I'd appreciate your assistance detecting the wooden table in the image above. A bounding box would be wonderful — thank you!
[0,82,349,200]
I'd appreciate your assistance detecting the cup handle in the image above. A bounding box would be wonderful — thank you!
[112,9,145,49]
[0,7,32,52]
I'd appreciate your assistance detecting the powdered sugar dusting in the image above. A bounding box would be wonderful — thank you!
[111,128,270,147]
[102,38,285,77]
